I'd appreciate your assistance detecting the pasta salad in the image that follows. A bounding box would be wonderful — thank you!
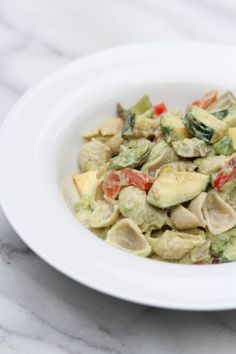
[62,90,236,264]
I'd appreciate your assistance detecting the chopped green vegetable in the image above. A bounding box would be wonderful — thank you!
[161,111,191,143]
[208,91,236,127]
[184,106,227,143]
[214,136,234,156]
[109,138,152,170]
[212,109,229,120]
[209,228,236,262]
[118,95,153,119]
[122,113,160,139]
[122,113,136,139]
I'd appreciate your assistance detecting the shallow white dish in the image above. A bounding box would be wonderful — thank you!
[1,41,236,310]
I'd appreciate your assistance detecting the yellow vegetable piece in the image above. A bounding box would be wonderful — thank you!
[72,171,97,197]
[83,128,100,139]
[228,127,236,149]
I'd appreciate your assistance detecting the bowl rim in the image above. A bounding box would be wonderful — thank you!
[1,41,236,311]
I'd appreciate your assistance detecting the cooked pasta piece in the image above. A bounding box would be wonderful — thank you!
[118,186,168,231]
[79,140,112,172]
[203,190,236,234]
[194,155,227,174]
[90,177,106,209]
[188,192,207,227]
[141,142,178,178]
[106,218,151,256]
[89,201,119,228]
[98,117,124,136]
[170,205,201,230]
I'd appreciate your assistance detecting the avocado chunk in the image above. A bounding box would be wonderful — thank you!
[208,91,236,128]
[147,165,209,208]
[184,106,227,143]
[214,136,234,156]
[161,111,191,143]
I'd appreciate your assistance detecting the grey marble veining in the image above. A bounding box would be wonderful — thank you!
[1,0,236,353]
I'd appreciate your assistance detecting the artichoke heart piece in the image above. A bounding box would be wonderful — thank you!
[106,218,151,257]
[147,166,209,208]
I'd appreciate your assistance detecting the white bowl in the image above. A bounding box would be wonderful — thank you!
[1,41,236,311]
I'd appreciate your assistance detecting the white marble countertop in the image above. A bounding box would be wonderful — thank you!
[1,0,236,353]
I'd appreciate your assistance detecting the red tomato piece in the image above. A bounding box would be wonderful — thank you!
[154,103,167,116]
[121,169,153,190]
[192,90,218,109]
[103,169,153,200]
[213,156,236,191]
[102,171,121,200]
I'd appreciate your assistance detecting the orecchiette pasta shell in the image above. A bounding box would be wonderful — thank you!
[194,155,227,174]
[89,201,120,228]
[106,218,151,257]
[170,205,201,230]
[203,190,236,235]
[76,209,92,228]
[90,177,106,209]
[96,163,109,179]
[141,148,178,178]
[105,133,124,156]
[118,186,168,231]
[79,140,112,172]
[98,117,124,136]
[118,187,146,226]
[188,192,207,227]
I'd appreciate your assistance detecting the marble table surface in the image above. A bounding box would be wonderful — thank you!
[1,0,236,353]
